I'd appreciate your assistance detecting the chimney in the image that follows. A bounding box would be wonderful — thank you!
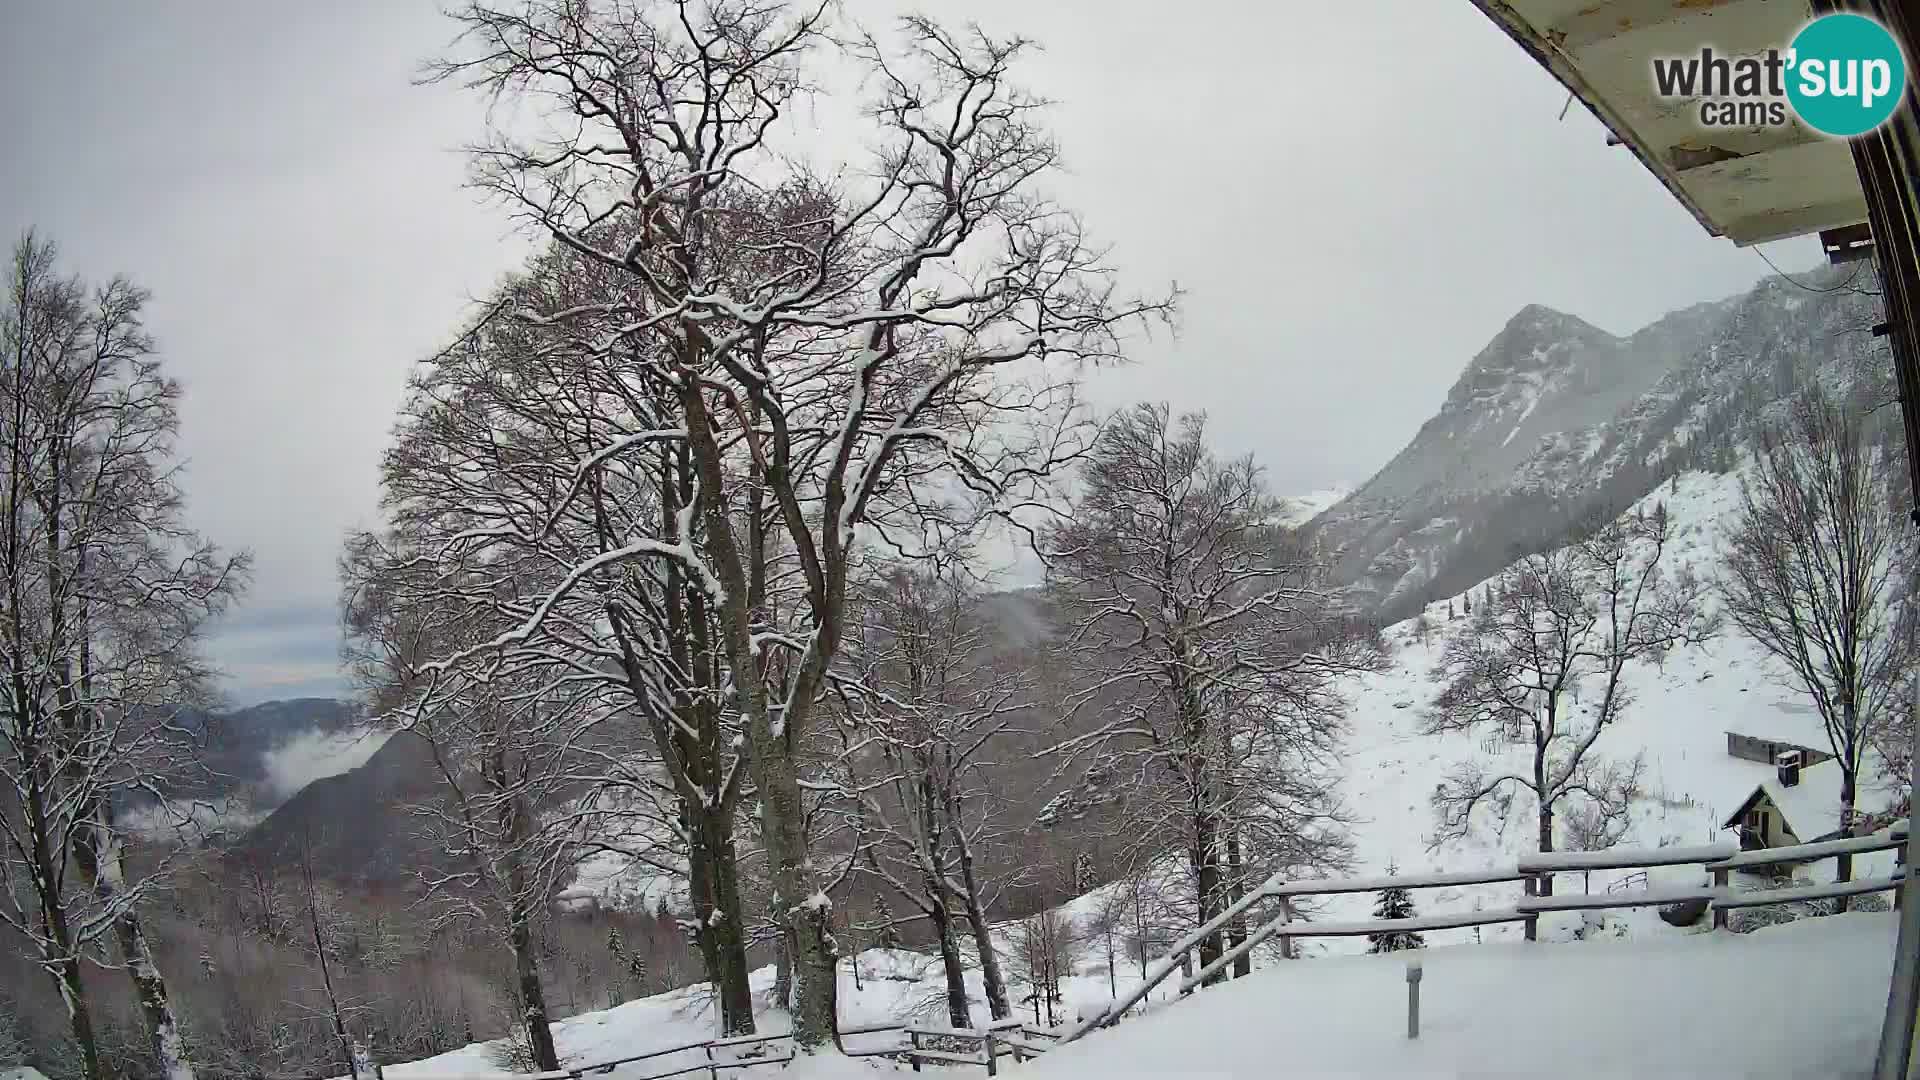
[1777,750,1803,788]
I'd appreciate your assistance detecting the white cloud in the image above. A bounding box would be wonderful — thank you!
[123,799,265,842]
[261,728,390,801]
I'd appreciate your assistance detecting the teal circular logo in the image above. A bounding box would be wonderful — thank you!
[1787,14,1906,137]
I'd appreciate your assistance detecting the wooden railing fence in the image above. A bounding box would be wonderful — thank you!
[1058,821,1911,1045]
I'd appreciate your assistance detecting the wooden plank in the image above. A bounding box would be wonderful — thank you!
[1518,842,1738,873]
[713,1055,793,1072]
[1267,907,1531,938]
[1516,885,1718,913]
[709,1032,788,1049]
[1713,873,1907,909]
[904,1050,986,1066]
[1707,826,1910,871]
[838,1023,906,1036]
[908,1025,996,1039]
[1261,866,1526,897]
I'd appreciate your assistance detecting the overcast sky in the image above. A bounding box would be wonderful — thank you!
[0,1,1819,706]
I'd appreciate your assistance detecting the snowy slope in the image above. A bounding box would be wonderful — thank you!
[1277,485,1352,528]
[1314,267,1885,615]
[1024,912,1903,1079]
[365,466,1911,1079]
[1313,465,1903,950]
[363,913,1908,1080]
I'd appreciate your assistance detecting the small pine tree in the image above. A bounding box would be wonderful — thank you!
[1367,862,1425,954]
[1446,599,1455,620]
[1463,591,1472,616]
[627,948,649,996]
[607,924,625,961]
[1074,852,1097,894]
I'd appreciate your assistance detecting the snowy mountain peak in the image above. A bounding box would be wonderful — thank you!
[1310,268,1883,618]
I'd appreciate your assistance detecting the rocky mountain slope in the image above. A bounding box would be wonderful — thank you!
[1310,266,1886,617]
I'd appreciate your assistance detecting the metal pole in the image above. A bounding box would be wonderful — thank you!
[1405,956,1423,1040]
[1873,697,1920,1079]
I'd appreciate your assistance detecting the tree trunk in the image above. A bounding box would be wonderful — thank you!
[1105,926,1116,998]
[508,901,560,1072]
[950,821,1010,1020]
[696,812,756,1035]
[680,373,835,1051]
[52,952,106,1080]
[1534,751,1555,898]
[26,783,103,1080]
[1133,891,1149,979]
[773,931,794,1014]
[747,740,838,1049]
[1837,766,1858,913]
[74,809,187,1080]
[1192,813,1224,984]
[686,824,726,1014]
[1225,830,1249,978]
[930,901,971,1029]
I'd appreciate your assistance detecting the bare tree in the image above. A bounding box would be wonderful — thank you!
[339,539,580,1072]
[1041,403,1363,985]
[298,833,383,1080]
[1007,909,1076,1028]
[0,232,249,1080]
[836,563,1024,1025]
[1428,506,1710,891]
[1721,388,1916,892]
[421,0,1169,1048]
[351,250,765,1034]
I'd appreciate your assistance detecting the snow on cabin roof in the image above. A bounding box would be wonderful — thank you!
[1720,757,1901,841]
[2,1068,51,1080]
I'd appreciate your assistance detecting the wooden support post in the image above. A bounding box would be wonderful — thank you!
[1712,867,1730,929]
[1523,873,1537,941]
[1279,896,1298,960]
[984,1032,997,1077]
[910,1031,921,1073]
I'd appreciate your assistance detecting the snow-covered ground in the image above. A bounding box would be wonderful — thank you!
[367,913,1905,1080]
[1315,467,1905,951]
[366,465,1911,1079]
[1027,911,1904,1079]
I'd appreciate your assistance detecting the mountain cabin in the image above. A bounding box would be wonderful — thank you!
[1720,751,1897,857]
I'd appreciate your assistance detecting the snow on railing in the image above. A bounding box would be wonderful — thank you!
[1053,824,1915,1047]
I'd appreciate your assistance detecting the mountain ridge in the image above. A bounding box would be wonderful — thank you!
[1306,266,1885,617]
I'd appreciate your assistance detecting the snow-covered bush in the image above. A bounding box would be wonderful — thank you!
[1726,890,1891,934]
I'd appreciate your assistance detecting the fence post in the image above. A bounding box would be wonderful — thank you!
[1405,956,1423,1040]
[1712,866,1730,929]
[1522,872,1537,941]
[984,1030,997,1077]
[1278,896,1298,960]
[910,1030,921,1073]
[704,1043,717,1080]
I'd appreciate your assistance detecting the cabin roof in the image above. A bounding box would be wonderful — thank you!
[1719,757,1901,840]
[1467,0,1868,245]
